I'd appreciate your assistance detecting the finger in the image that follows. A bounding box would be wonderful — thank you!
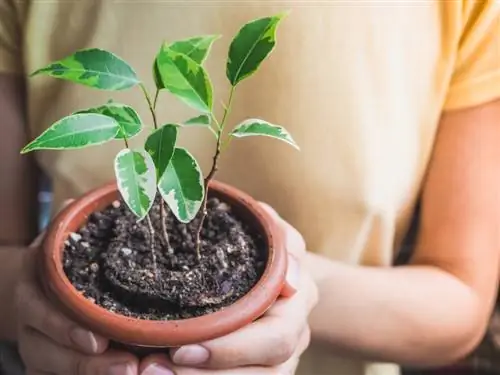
[29,199,74,248]
[56,198,75,215]
[281,253,300,298]
[16,274,108,355]
[140,355,280,375]
[30,232,45,248]
[276,327,311,375]
[19,327,138,375]
[259,202,305,298]
[169,271,316,369]
[259,202,306,261]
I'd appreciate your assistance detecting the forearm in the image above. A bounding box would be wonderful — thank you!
[306,252,486,367]
[0,246,27,341]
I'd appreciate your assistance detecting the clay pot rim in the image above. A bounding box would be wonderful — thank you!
[41,180,287,347]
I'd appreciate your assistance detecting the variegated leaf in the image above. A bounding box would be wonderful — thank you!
[168,35,220,64]
[31,49,139,90]
[76,102,142,139]
[21,113,120,153]
[153,35,219,90]
[114,149,157,220]
[184,114,211,127]
[155,47,213,113]
[145,124,178,179]
[227,14,285,86]
[158,148,204,223]
[230,119,299,149]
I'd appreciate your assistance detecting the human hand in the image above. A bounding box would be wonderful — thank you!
[15,234,139,375]
[139,203,318,375]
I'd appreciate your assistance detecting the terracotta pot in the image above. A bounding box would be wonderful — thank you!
[38,180,289,348]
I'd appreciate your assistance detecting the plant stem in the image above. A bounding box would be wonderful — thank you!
[194,86,236,257]
[145,213,158,277]
[153,89,160,110]
[160,203,173,253]
[140,84,171,251]
[141,84,159,130]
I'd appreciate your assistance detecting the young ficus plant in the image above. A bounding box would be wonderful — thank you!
[21,13,299,265]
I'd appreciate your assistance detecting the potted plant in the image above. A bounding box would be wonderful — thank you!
[21,13,299,349]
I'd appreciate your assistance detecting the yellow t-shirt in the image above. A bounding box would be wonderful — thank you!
[2,1,500,374]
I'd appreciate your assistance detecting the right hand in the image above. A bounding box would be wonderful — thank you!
[15,235,139,375]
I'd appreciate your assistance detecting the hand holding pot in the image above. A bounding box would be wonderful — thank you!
[139,203,318,375]
[15,235,139,375]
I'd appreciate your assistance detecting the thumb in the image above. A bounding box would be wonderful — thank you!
[281,254,300,298]
[259,202,301,298]
[57,198,75,215]
[30,199,75,248]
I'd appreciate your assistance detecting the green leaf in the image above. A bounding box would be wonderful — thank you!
[226,14,285,86]
[184,114,211,126]
[76,102,142,139]
[31,48,139,90]
[230,119,299,149]
[153,59,163,90]
[168,35,220,64]
[156,47,213,113]
[21,113,120,153]
[158,148,204,223]
[114,149,157,220]
[153,35,219,90]
[145,124,178,179]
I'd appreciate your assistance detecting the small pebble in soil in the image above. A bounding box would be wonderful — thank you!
[121,248,132,256]
[90,263,99,273]
[63,196,267,320]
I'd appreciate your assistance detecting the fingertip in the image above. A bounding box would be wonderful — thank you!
[69,327,109,354]
[30,232,45,248]
[93,333,110,354]
[281,254,300,298]
[61,199,75,210]
[139,354,175,374]
[281,281,297,298]
[96,350,139,375]
[170,344,210,366]
[259,201,281,219]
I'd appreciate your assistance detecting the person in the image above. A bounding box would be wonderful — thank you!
[1,1,500,374]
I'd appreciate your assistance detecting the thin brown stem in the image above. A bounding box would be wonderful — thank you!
[194,86,236,257]
[153,89,160,110]
[141,84,159,130]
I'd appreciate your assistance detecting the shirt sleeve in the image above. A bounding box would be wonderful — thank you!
[444,0,500,111]
[0,0,22,74]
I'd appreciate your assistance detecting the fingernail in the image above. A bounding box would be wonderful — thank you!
[286,254,300,292]
[70,327,98,353]
[142,363,174,375]
[108,363,135,375]
[172,344,210,365]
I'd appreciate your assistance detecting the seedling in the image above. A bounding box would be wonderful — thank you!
[22,13,298,267]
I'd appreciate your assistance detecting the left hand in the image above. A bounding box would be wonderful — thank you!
[139,203,318,375]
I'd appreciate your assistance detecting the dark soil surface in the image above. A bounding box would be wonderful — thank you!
[63,196,267,320]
